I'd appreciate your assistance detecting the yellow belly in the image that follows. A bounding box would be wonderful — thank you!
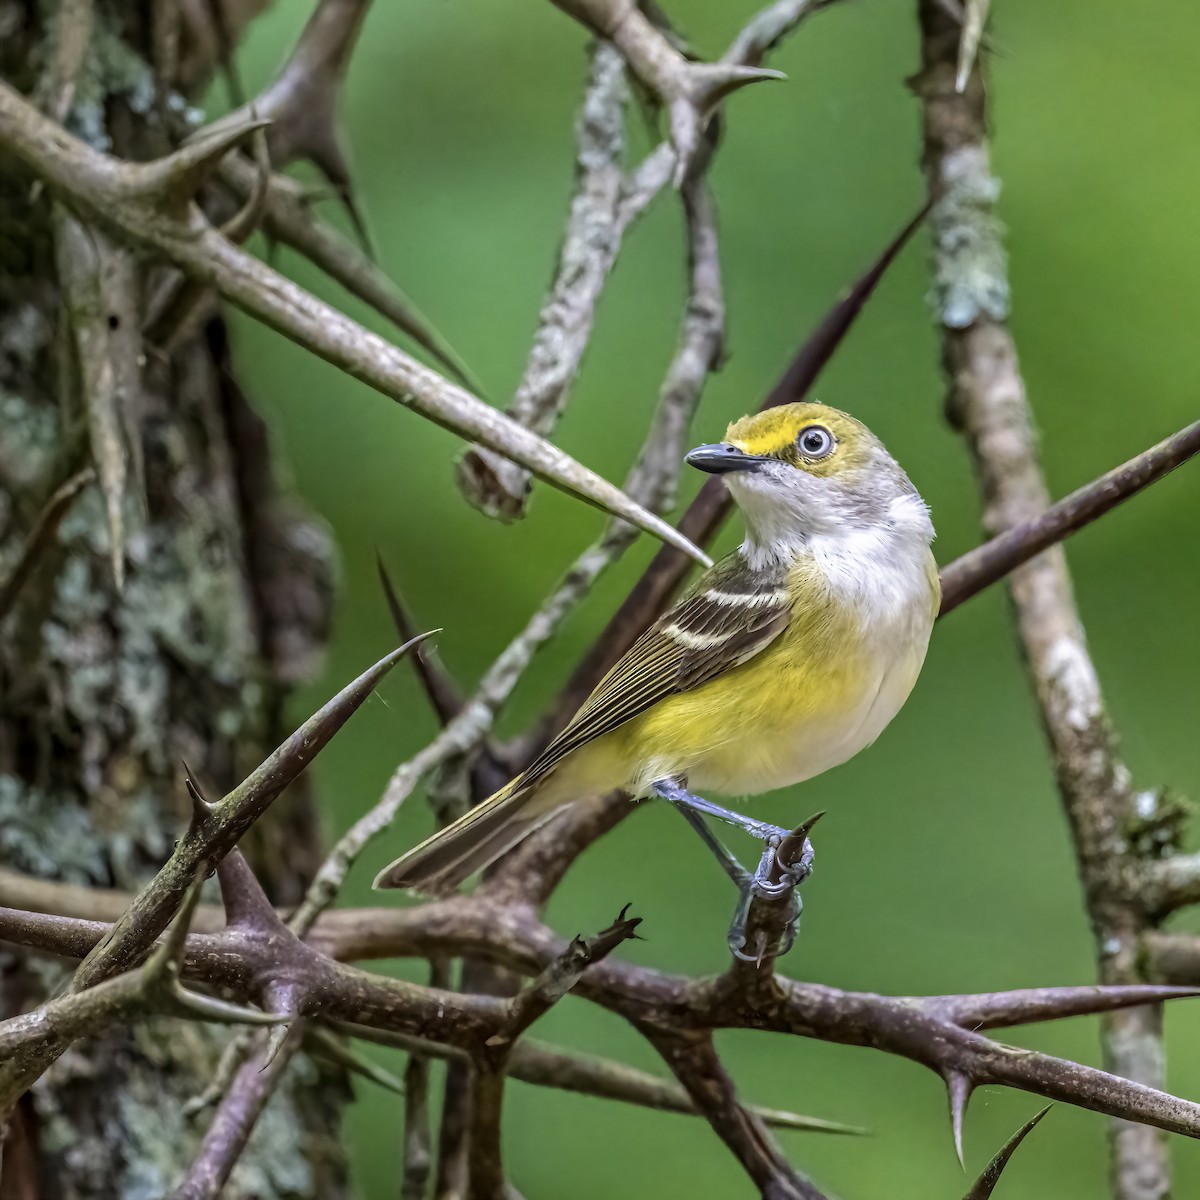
[539,597,930,807]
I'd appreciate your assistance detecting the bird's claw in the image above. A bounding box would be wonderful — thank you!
[726,837,813,963]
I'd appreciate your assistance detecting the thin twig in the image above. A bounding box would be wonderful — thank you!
[939,420,1200,615]
[0,466,93,622]
[457,42,637,520]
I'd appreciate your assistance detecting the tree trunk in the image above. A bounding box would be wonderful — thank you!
[0,4,346,1196]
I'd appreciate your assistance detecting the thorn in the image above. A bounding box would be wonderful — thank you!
[774,810,824,876]
[945,1070,974,1168]
[955,0,992,93]
[261,1019,294,1069]
[216,850,285,932]
[375,553,462,725]
[666,65,783,187]
[146,870,206,978]
[172,988,288,1028]
[964,1105,1051,1200]
[765,201,931,409]
[689,63,786,111]
[751,1106,869,1136]
[213,633,437,824]
[139,115,273,207]
[218,127,271,244]
[182,760,213,822]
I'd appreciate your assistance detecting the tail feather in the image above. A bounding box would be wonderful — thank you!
[373,777,558,893]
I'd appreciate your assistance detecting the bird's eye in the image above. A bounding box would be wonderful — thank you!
[797,425,835,459]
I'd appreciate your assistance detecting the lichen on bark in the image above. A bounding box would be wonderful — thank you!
[0,4,345,1195]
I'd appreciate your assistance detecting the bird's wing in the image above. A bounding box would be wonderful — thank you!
[521,553,792,789]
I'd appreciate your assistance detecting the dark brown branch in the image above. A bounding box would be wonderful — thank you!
[939,420,1200,615]
[647,1030,829,1200]
[377,554,464,725]
[170,1021,306,1200]
[0,880,279,1111]
[466,909,641,1198]
[6,896,1200,1146]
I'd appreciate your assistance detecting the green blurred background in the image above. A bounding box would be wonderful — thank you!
[221,1,1200,1196]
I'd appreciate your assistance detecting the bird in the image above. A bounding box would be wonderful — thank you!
[375,401,938,946]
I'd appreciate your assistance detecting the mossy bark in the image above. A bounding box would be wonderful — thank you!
[0,4,349,1196]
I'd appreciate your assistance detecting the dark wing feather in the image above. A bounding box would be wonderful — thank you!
[520,553,791,789]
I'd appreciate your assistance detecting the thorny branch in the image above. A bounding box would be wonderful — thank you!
[0,79,710,567]
[4,892,1200,1143]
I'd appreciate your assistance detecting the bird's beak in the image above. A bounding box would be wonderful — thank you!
[684,443,767,475]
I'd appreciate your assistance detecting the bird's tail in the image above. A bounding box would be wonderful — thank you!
[372,775,560,894]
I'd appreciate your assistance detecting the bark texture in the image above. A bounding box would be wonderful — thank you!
[0,4,343,1197]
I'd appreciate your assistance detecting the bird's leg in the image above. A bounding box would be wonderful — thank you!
[652,778,791,843]
[654,779,813,960]
[667,802,751,888]
[727,828,817,964]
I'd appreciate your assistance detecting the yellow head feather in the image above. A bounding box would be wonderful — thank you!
[725,402,880,480]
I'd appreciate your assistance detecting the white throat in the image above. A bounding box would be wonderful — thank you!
[732,480,935,624]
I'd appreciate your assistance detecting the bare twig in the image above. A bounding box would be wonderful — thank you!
[721,0,838,69]
[0,466,93,622]
[457,42,639,520]
[467,908,641,1198]
[170,1022,306,1200]
[324,1017,861,1133]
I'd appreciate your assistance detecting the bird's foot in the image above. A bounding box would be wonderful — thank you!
[727,831,815,963]
[654,779,819,964]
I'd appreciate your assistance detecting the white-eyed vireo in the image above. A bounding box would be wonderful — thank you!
[376,402,938,939]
